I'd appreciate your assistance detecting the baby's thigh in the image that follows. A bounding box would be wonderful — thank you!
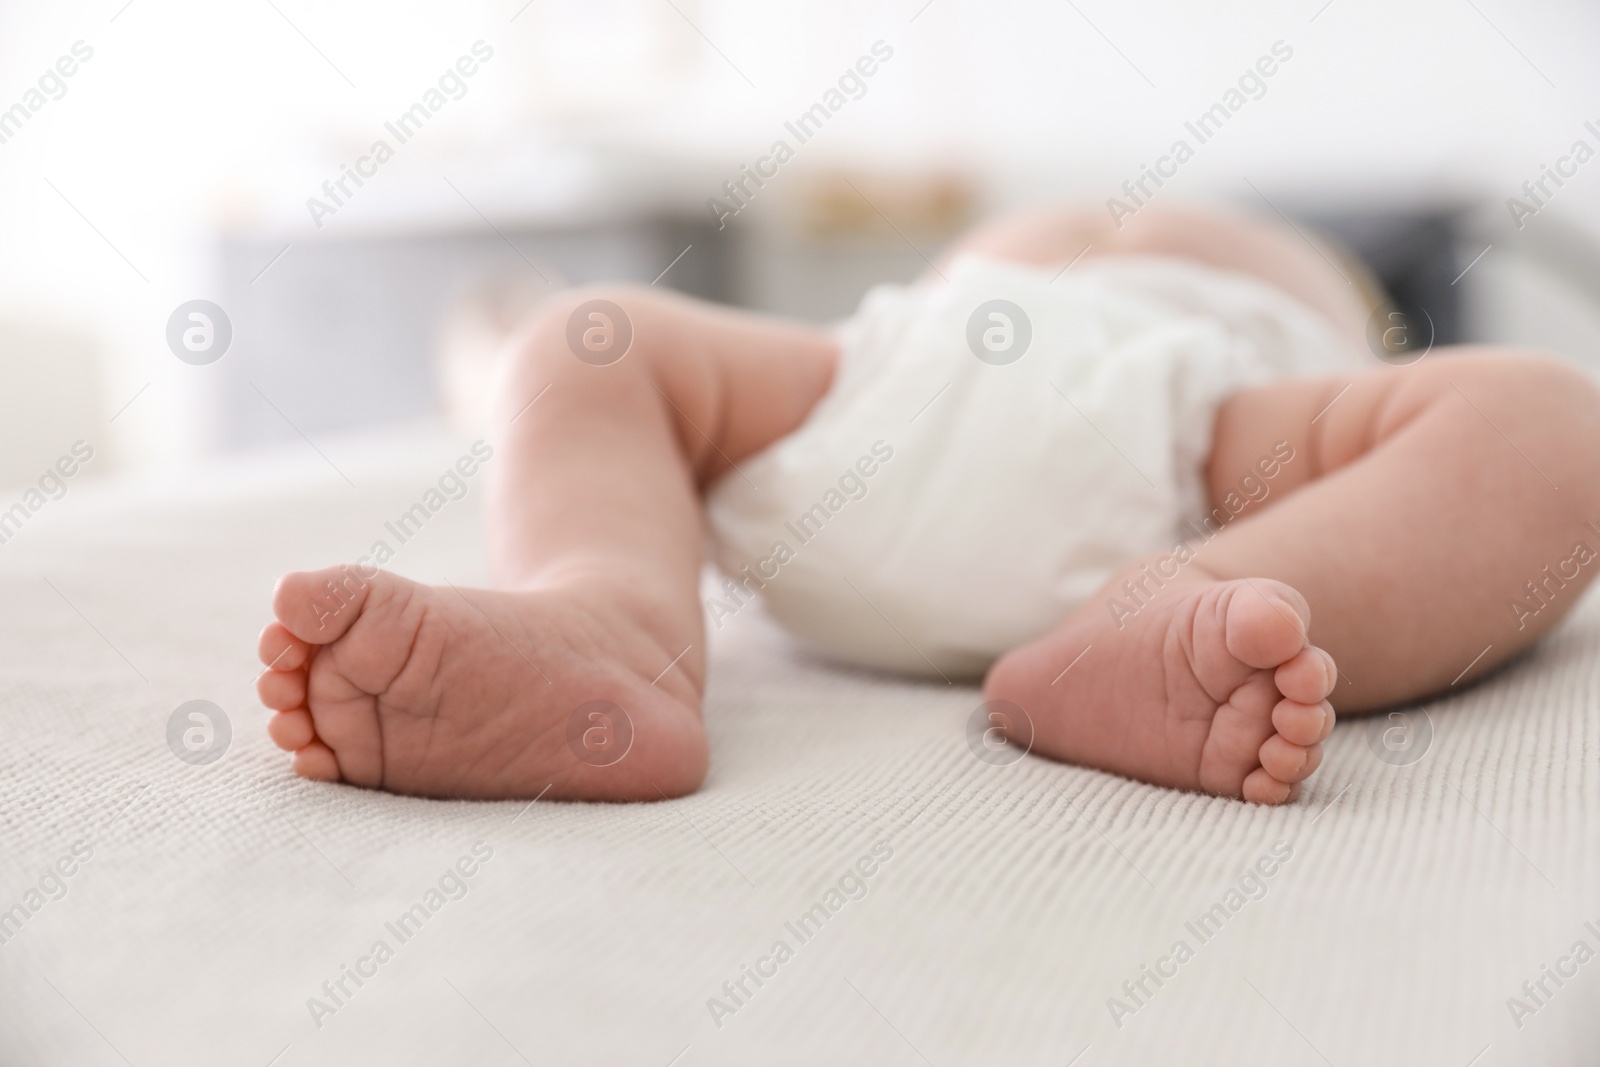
[1203,369,1388,511]
[1205,348,1600,518]
[509,285,840,479]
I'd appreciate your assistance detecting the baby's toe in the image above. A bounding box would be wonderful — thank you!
[1223,580,1309,669]
[1260,734,1322,783]
[268,708,316,751]
[1199,673,1281,793]
[1242,767,1294,804]
[290,739,342,781]
[1275,647,1337,704]
[1271,697,1334,746]
[256,668,307,711]
[258,622,310,672]
[272,566,384,644]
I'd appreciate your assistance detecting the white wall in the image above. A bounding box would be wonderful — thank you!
[2,0,1598,479]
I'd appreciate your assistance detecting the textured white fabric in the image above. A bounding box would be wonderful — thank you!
[707,254,1363,679]
[1,432,1597,1066]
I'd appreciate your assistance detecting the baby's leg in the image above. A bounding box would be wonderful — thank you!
[986,350,1600,803]
[1199,349,1600,707]
[255,287,837,799]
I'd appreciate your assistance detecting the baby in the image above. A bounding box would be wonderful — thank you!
[254,203,1600,805]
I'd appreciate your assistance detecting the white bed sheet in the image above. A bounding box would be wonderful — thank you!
[1,429,1596,1065]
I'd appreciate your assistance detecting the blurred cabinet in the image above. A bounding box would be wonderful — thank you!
[214,215,726,448]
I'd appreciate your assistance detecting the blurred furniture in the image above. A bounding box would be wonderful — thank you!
[213,192,1600,450]
[215,216,722,449]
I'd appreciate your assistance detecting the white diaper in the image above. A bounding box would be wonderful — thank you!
[705,254,1363,678]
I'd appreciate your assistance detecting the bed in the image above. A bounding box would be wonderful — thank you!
[2,428,1596,1065]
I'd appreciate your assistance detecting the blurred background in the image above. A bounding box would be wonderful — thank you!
[2,0,1600,487]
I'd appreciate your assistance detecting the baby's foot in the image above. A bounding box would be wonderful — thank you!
[983,569,1336,804]
[254,565,708,800]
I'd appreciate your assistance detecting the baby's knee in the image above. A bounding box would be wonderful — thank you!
[516,283,654,364]
[1416,349,1600,490]
[1440,349,1600,424]
[493,284,663,408]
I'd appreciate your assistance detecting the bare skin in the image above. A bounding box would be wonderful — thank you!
[257,204,1600,804]
[257,293,834,800]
